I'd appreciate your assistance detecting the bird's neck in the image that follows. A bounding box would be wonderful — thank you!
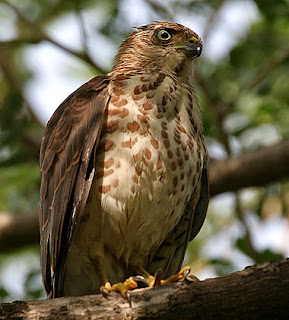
[111,59,195,87]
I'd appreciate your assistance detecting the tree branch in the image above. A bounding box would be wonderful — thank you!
[238,46,289,95]
[0,211,39,251]
[0,258,288,319]
[0,0,107,74]
[42,35,107,74]
[209,139,289,196]
[145,0,174,21]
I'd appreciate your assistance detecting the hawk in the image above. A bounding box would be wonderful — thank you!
[39,21,209,299]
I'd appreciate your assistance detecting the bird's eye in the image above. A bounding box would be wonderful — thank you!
[157,29,172,41]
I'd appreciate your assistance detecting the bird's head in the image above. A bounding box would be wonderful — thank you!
[112,21,202,79]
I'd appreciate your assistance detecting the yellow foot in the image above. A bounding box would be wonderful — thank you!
[100,277,140,303]
[153,265,198,286]
[136,265,198,287]
[100,266,198,304]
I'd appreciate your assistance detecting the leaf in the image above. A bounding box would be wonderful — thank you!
[210,259,235,276]
[0,287,9,300]
[259,249,284,262]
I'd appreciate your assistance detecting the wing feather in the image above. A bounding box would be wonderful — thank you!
[39,75,110,297]
[189,167,209,242]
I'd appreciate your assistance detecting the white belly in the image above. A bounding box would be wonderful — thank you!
[90,76,204,266]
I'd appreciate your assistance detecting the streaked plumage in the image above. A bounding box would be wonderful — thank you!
[39,21,209,298]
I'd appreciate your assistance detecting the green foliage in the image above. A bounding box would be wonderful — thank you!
[0,163,39,212]
[23,267,44,300]
[210,258,234,276]
[236,237,283,263]
[0,287,9,301]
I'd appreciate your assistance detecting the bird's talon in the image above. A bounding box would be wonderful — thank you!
[177,266,191,281]
[183,267,191,280]
[132,275,149,288]
[100,287,110,298]
[153,269,163,287]
[186,274,200,282]
[125,291,132,307]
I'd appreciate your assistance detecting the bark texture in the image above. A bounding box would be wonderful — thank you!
[1,258,288,319]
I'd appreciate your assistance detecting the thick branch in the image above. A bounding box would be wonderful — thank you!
[0,259,288,319]
[0,211,39,251]
[209,139,289,196]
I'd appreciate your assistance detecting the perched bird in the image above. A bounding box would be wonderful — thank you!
[39,21,209,299]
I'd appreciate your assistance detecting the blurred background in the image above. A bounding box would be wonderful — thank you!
[0,0,289,302]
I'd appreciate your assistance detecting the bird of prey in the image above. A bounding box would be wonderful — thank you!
[39,21,209,299]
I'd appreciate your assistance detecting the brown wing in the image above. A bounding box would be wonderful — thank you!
[189,167,209,241]
[146,166,209,278]
[39,75,110,298]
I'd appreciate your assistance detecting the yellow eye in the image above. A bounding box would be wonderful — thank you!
[157,29,172,41]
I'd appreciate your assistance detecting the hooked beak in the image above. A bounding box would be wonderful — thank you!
[182,36,203,58]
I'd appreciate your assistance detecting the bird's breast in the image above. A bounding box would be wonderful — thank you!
[83,73,206,265]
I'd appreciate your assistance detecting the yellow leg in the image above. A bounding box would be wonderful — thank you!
[134,265,197,287]
[159,266,198,285]
[100,277,139,300]
[100,265,198,302]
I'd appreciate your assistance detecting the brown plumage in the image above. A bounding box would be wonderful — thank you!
[39,21,209,298]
